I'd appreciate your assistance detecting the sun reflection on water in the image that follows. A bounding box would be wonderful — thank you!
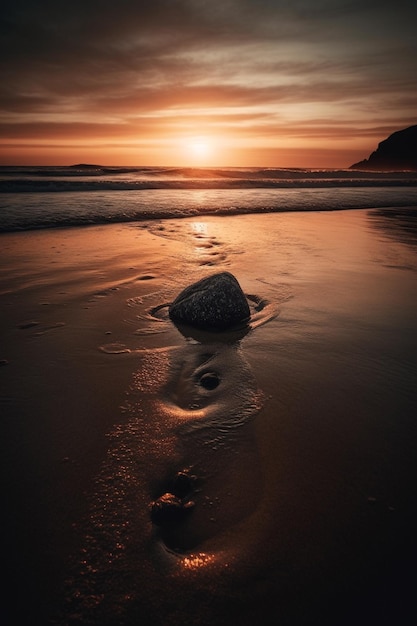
[191,220,209,235]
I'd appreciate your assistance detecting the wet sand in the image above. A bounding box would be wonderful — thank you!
[1,209,417,625]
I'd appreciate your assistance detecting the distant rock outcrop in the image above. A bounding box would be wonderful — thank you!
[350,125,417,171]
[69,163,102,169]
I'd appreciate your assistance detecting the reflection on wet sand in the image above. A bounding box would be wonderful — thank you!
[152,341,263,554]
[62,330,265,624]
[368,206,417,246]
[158,341,262,429]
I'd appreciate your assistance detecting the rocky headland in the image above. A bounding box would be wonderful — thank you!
[350,125,417,171]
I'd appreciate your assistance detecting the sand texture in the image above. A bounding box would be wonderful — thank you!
[1,209,417,625]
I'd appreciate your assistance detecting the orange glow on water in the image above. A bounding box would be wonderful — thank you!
[180,552,215,569]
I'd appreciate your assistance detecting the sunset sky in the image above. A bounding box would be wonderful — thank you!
[1,0,416,168]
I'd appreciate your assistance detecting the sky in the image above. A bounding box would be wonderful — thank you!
[1,0,416,168]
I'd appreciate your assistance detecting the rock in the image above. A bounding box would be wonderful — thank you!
[69,163,102,169]
[150,492,195,525]
[350,125,417,171]
[169,272,250,331]
[171,469,197,499]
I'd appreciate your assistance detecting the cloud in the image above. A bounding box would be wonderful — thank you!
[1,0,416,165]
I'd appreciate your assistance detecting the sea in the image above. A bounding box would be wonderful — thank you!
[1,164,417,231]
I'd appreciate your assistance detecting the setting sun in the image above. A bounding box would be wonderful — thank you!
[191,139,210,156]
[185,137,214,163]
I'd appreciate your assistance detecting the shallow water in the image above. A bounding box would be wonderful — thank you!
[1,208,416,625]
[1,163,417,232]
[2,186,417,232]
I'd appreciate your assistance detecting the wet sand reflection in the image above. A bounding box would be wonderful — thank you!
[151,340,264,554]
[368,206,417,246]
[62,306,268,624]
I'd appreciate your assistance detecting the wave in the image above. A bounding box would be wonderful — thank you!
[1,166,417,233]
[1,165,417,193]
[2,186,417,233]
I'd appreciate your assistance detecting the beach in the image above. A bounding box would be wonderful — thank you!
[1,208,417,625]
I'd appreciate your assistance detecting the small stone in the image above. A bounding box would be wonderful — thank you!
[150,492,195,525]
[169,272,250,331]
[150,493,183,525]
[171,470,197,498]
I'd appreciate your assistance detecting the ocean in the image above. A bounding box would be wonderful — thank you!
[1,165,417,231]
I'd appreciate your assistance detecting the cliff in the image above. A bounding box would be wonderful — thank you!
[350,125,417,171]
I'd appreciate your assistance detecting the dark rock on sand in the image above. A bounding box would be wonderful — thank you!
[150,492,195,525]
[350,125,417,171]
[169,272,250,331]
[150,469,198,525]
[171,469,198,499]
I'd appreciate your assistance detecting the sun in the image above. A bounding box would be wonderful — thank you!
[190,140,210,157]
[184,136,214,163]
